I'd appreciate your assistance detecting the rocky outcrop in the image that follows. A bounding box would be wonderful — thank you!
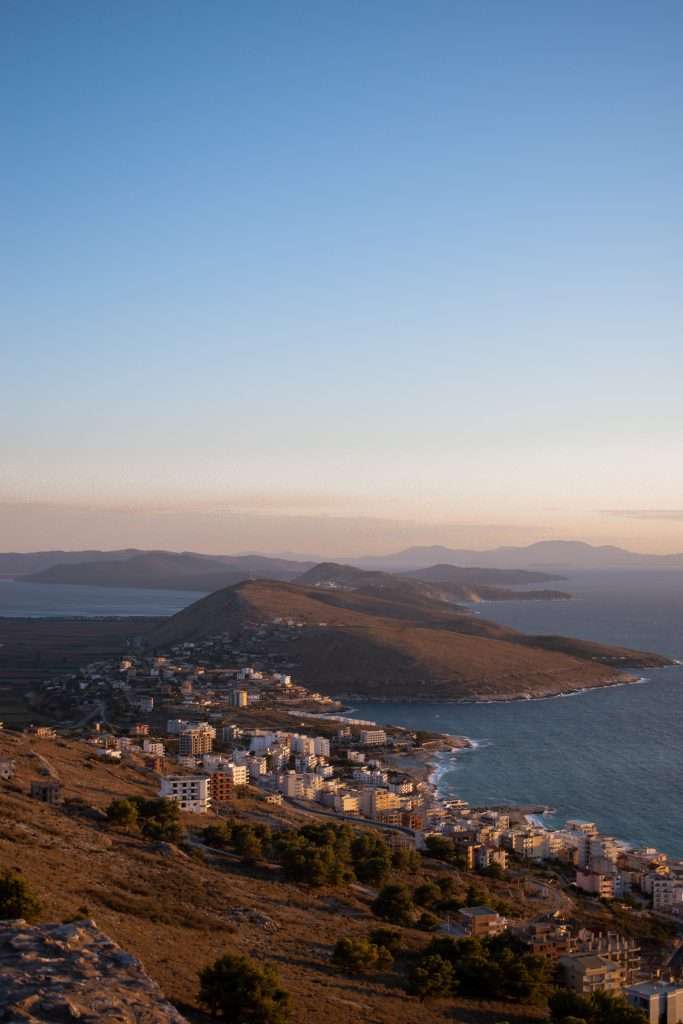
[0,918,187,1022]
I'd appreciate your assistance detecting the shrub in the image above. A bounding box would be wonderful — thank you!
[331,937,393,973]
[0,871,41,921]
[417,910,441,931]
[407,954,456,1001]
[202,822,233,849]
[369,927,403,955]
[414,881,442,908]
[371,884,415,926]
[198,952,291,1024]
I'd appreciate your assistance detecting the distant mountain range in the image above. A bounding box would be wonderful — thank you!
[3,540,683,591]
[347,540,683,571]
[13,550,569,601]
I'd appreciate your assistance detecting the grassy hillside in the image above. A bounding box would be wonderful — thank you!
[144,580,670,700]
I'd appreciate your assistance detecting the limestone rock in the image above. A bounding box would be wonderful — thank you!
[0,919,188,1023]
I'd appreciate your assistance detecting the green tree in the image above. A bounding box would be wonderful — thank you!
[350,832,392,886]
[424,834,455,860]
[588,991,647,1024]
[233,826,264,864]
[106,798,139,829]
[414,881,442,907]
[465,883,485,906]
[371,884,415,926]
[331,937,393,973]
[0,871,41,921]
[407,954,456,1001]
[198,952,291,1024]
[391,847,421,872]
[369,928,404,956]
[202,822,233,849]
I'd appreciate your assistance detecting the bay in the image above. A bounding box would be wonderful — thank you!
[356,570,683,858]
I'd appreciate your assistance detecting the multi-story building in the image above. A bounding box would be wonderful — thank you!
[143,740,165,756]
[358,788,401,819]
[458,906,507,938]
[521,922,574,960]
[576,869,623,899]
[334,792,360,814]
[278,771,304,798]
[575,931,641,983]
[509,829,548,861]
[559,954,624,995]
[625,981,683,1024]
[359,729,387,746]
[209,771,238,804]
[178,724,215,756]
[159,775,211,814]
[313,737,331,757]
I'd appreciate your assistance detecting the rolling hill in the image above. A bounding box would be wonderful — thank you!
[144,577,670,700]
[19,551,315,590]
[295,562,571,604]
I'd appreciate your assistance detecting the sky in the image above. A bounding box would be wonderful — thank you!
[2,1,683,555]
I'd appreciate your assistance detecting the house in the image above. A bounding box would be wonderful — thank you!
[625,981,683,1024]
[159,775,211,814]
[559,954,624,995]
[458,906,507,938]
[0,758,15,781]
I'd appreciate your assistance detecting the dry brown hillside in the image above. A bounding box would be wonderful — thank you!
[144,580,669,700]
[0,733,547,1024]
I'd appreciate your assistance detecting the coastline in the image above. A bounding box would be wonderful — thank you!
[337,670,654,707]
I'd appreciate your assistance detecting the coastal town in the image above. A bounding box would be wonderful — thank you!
[3,626,683,1022]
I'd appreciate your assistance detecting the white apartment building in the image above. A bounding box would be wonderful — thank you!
[143,740,165,756]
[159,775,211,814]
[278,771,304,798]
[359,729,387,746]
[313,737,331,757]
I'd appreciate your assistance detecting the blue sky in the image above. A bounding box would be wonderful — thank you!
[3,1,683,553]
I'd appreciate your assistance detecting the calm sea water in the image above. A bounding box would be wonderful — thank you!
[0,579,200,617]
[356,570,683,857]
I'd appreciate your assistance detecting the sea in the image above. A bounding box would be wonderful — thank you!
[2,571,683,856]
[0,579,198,618]
[353,570,683,858]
